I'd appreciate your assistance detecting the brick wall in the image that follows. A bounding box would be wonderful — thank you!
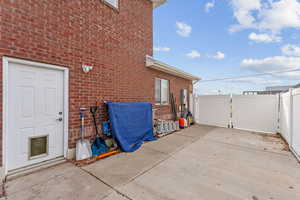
[0,0,192,165]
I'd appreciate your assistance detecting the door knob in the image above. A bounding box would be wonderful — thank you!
[56,117,63,122]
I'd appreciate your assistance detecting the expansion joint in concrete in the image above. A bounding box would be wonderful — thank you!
[79,167,134,200]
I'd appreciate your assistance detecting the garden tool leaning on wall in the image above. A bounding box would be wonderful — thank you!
[90,102,109,157]
[76,108,92,161]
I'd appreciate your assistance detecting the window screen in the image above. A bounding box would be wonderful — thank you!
[155,78,169,105]
[155,78,161,104]
[161,79,169,104]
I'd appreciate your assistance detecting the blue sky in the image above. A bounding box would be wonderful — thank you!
[153,0,300,94]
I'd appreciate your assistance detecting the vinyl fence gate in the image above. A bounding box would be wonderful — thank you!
[190,95,231,128]
[190,94,279,133]
[191,91,300,160]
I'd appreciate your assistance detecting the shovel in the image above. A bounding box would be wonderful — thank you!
[90,103,109,157]
[76,108,92,161]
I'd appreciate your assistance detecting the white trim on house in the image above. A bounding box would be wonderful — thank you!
[2,57,69,176]
[151,0,167,8]
[146,55,201,81]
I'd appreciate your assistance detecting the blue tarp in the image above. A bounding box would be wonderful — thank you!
[107,102,156,152]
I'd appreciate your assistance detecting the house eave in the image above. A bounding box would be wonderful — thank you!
[150,0,167,8]
[145,56,201,81]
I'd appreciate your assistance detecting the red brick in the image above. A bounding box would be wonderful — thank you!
[0,0,192,165]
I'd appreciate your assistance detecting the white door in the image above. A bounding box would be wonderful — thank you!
[7,62,64,171]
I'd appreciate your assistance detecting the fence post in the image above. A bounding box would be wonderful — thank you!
[230,94,233,128]
[277,94,281,133]
[289,88,294,148]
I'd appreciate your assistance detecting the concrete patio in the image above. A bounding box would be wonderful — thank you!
[5,125,300,200]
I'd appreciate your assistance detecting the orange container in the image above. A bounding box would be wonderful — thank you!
[179,118,185,129]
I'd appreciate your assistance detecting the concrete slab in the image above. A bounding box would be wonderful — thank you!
[116,129,300,200]
[204,127,290,155]
[82,147,168,188]
[103,191,130,200]
[143,134,194,155]
[6,163,112,200]
[175,124,217,139]
[5,126,300,200]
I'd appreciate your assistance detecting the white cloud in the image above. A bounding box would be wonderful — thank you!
[275,71,300,79]
[281,44,300,57]
[186,50,201,58]
[186,50,225,59]
[248,32,282,43]
[258,0,300,34]
[230,0,300,40]
[229,0,261,32]
[241,56,300,79]
[213,51,226,59]
[153,46,171,52]
[176,22,192,37]
[205,1,215,13]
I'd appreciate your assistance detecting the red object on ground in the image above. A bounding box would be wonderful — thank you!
[179,118,185,128]
[71,150,121,167]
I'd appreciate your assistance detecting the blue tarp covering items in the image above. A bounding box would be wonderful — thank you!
[107,102,156,152]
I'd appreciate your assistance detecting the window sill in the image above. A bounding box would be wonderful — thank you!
[155,104,170,107]
[102,1,120,13]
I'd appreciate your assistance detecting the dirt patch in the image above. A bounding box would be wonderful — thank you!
[0,182,5,198]
[249,132,290,152]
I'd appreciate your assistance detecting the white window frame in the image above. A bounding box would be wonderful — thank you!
[103,0,119,9]
[155,78,170,105]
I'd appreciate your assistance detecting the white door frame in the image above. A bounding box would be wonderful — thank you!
[2,57,69,175]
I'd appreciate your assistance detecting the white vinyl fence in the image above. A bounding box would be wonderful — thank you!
[280,88,300,159]
[232,95,279,133]
[190,95,231,128]
[191,89,300,160]
[280,91,292,143]
[291,89,300,159]
[191,94,279,133]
